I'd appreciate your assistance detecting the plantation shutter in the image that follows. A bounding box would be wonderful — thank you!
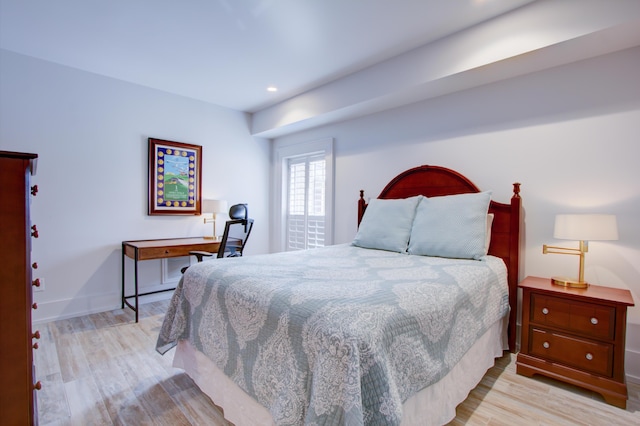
[286,153,326,251]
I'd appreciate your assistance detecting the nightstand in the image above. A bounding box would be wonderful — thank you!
[516,276,635,408]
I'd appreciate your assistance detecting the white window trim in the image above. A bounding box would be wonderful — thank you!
[272,138,334,253]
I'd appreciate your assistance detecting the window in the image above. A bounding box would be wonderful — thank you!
[287,154,326,250]
[273,138,333,252]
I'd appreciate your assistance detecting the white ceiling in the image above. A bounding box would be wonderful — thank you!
[0,0,536,113]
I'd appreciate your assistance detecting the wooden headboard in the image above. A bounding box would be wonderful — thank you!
[357,165,521,352]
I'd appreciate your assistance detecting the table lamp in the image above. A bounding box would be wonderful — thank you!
[202,199,228,240]
[542,214,618,288]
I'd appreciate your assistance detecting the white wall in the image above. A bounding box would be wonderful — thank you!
[0,49,270,323]
[272,47,640,380]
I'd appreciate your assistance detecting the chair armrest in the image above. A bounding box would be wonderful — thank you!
[189,250,215,262]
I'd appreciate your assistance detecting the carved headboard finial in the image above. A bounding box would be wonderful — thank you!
[513,182,521,198]
[357,190,367,227]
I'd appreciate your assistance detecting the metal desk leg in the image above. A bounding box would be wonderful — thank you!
[134,249,139,322]
[121,242,125,309]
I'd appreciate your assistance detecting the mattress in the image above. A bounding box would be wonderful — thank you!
[173,316,507,425]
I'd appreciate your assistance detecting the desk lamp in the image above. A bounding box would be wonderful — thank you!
[542,214,618,288]
[202,199,228,240]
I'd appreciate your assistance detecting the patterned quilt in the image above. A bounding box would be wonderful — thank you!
[156,244,509,425]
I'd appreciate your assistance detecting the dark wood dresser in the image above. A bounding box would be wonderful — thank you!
[516,275,634,409]
[0,151,40,424]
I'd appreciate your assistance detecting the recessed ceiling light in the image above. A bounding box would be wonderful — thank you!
[267,86,278,92]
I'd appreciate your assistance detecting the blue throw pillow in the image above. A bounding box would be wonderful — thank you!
[353,196,422,253]
[408,191,491,260]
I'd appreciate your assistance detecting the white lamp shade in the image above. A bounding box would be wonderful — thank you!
[553,214,618,241]
[202,199,228,214]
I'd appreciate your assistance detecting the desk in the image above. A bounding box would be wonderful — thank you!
[122,237,221,322]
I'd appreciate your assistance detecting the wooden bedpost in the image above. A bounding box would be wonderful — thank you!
[357,190,366,227]
[507,182,521,352]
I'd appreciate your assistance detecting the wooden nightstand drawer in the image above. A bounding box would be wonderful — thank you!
[530,328,613,376]
[531,294,615,340]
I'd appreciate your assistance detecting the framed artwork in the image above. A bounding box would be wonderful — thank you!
[148,138,202,215]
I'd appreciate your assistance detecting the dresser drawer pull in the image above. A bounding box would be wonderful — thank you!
[31,184,39,196]
[31,224,39,238]
[586,353,594,361]
[542,307,549,315]
[590,317,598,325]
[33,342,39,350]
[33,330,41,339]
[542,341,550,349]
[32,262,38,269]
[32,278,41,287]
[34,381,42,391]
[32,303,38,310]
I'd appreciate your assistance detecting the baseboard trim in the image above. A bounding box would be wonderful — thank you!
[626,322,640,383]
[32,284,175,324]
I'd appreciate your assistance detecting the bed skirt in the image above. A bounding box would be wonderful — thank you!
[172,314,507,426]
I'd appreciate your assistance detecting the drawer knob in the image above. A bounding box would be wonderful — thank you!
[586,353,593,361]
[34,381,42,391]
[32,278,41,287]
[31,185,39,196]
[542,307,549,315]
[32,303,38,310]
[33,342,39,350]
[31,224,39,238]
[590,317,598,325]
[32,262,38,269]
[33,330,41,339]
[543,341,550,349]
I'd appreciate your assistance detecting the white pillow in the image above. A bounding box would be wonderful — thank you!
[408,192,492,260]
[353,196,422,253]
[486,213,494,253]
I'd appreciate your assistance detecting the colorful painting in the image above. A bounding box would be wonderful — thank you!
[148,138,202,215]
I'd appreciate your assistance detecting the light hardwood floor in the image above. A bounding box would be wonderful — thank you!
[34,300,639,425]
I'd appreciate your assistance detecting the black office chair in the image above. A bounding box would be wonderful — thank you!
[182,203,254,273]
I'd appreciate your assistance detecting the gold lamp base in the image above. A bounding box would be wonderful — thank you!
[551,276,588,289]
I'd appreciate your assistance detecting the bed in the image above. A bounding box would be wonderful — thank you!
[156,165,522,425]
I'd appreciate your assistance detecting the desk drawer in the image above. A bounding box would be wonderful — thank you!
[530,328,613,377]
[136,246,193,259]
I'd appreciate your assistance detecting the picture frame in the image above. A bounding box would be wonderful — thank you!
[148,138,202,215]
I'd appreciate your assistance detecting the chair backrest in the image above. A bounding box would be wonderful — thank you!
[217,203,254,258]
[228,203,250,232]
[229,203,247,220]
